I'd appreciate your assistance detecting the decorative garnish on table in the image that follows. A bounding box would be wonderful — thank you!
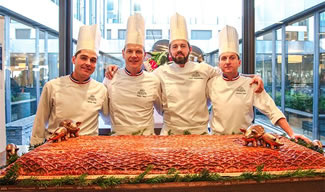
[1,164,324,188]
[240,124,284,149]
[48,119,82,143]
[290,138,323,154]
[5,144,19,162]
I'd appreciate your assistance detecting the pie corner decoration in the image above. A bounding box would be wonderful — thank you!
[312,139,323,149]
[48,119,81,143]
[6,143,19,161]
[240,124,284,149]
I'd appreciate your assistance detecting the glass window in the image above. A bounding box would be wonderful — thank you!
[191,30,212,40]
[6,20,59,145]
[15,29,31,39]
[89,0,97,25]
[8,20,37,122]
[146,30,162,40]
[73,0,86,23]
[285,16,314,137]
[255,32,273,123]
[106,0,118,23]
[275,29,282,106]
[107,29,111,40]
[255,0,324,31]
[319,11,325,142]
[46,32,59,81]
[118,29,126,40]
[256,32,273,96]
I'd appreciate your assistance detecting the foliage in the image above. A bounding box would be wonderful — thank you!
[285,92,313,113]
[92,176,122,188]
[290,138,324,154]
[0,163,20,185]
[6,154,19,166]
[275,92,325,113]
[130,165,153,184]
[183,130,191,135]
[107,131,116,136]
[238,164,274,182]
[147,51,169,70]
[29,142,45,151]
[1,164,325,188]
[131,128,147,136]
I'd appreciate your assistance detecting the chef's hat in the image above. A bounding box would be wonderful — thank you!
[125,13,145,46]
[170,13,188,43]
[76,24,101,55]
[218,25,239,56]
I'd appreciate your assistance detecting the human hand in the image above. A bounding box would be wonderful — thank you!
[105,65,119,80]
[250,75,264,93]
[291,134,312,144]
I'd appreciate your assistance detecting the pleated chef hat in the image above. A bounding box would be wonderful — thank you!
[218,25,239,56]
[76,24,101,55]
[125,13,145,46]
[170,13,188,43]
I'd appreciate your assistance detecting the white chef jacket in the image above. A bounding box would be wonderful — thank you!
[154,61,219,135]
[30,75,109,145]
[103,69,162,135]
[207,75,285,135]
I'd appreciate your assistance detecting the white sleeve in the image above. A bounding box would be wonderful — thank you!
[153,78,163,115]
[253,89,285,125]
[100,79,111,124]
[30,82,52,145]
[206,64,221,79]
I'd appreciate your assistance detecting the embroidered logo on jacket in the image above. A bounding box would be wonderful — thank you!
[137,89,147,97]
[189,71,203,79]
[235,86,246,95]
[87,95,97,104]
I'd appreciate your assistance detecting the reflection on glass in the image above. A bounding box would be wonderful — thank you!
[7,20,59,122]
[284,16,314,138]
[275,29,282,106]
[319,11,325,142]
[256,32,272,96]
[9,19,37,121]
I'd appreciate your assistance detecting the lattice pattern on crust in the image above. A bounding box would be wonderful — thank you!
[1,135,325,176]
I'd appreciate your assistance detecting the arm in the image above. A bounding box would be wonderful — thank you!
[253,89,311,143]
[153,80,163,115]
[30,83,52,146]
[105,65,119,80]
[276,118,311,143]
[101,87,110,117]
[207,65,221,79]
[100,78,111,124]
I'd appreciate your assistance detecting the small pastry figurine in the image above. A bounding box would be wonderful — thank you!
[6,143,19,160]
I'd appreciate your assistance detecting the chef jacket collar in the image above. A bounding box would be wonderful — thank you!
[124,67,143,76]
[69,73,91,84]
[222,73,240,81]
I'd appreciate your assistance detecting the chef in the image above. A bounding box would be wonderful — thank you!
[105,13,264,136]
[153,13,219,135]
[30,24,109,146]
[207,25,310,142]
[102,13,162,135]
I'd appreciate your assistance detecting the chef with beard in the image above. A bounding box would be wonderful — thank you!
[102,13,162,135]
[152,13,219,135]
